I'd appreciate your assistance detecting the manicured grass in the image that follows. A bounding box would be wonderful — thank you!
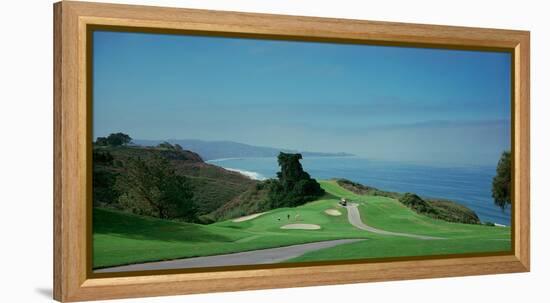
[93,180,510,268]
[287,237,511,263]
[93,203,366,268]
[284,181,510,263]
[319,180,510,239]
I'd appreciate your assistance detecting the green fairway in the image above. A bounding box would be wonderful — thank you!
[93,199,366,268]
[319,180,510,238]
[93,180,510,269]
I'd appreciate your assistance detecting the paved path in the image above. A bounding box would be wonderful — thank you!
[345,203,443,240]
[95,239,365,273]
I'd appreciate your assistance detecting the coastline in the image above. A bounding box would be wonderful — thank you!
[205,157,245,163]
[206,157,511,226]
[223,167,267,181]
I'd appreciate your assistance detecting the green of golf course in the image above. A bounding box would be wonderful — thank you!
[93,180,511,269]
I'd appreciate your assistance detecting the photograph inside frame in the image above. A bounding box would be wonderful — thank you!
[90,29,513,274]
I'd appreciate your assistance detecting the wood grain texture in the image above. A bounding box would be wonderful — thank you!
[53,3,63,300]
[53,1,530,301]
[514,34,530,270]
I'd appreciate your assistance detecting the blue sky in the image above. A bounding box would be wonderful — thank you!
[93,31,511,166]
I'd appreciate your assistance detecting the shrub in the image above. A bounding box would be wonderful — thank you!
[93,150,114,164]
[399,193,437,214]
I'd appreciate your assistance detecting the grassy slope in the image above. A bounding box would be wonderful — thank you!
[93,145,256,217]
[336,178,481,224]
[93,200,365,268]
[287,181,510,262]
[93,181,510,268]
[209,184,270,221]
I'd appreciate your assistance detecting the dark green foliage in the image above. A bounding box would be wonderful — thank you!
[399,194,481,224]
[210,182,270,221]
[399,193,437,214]
[92,150,119,206]
[337,179,401,199]
[94,134,254,222]
[92,141,256,223]
[255,182,265,191]
[104,144,203,164]
[187,176,252,217]
[267,153,325,208]
[95,132,132,146]
[92,168,120,206]
[197,213,216,225]
[156,141,184,152]
[93,150,114,164]
[115,156,197,221]
[95,137,109,146]
[157,141,173,149]
[339,178,480,224]
[108,132,132,146]
[427,199,481,224]
[492,151,511,210]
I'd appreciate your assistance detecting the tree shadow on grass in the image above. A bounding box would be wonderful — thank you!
[322,191,339,200]
[92,208,236,243]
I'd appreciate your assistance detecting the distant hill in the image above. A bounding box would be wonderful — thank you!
[133,139,354,161]
[92,144,259,223]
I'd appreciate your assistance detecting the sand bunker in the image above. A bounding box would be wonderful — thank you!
[232,212,266,223]
[324,209,342,216]
[281,224,321,230]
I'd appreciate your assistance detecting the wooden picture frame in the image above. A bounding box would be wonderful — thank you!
[53,1,530,301]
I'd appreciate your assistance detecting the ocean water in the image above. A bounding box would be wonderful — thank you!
[207,157,511,226]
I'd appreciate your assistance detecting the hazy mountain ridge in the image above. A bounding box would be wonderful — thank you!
[133,139,354,161]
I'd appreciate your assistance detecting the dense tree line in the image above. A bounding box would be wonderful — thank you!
[95,132,132,146]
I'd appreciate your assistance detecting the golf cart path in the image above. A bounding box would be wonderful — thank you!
[95,239,364,273]
[345,203,443,240]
